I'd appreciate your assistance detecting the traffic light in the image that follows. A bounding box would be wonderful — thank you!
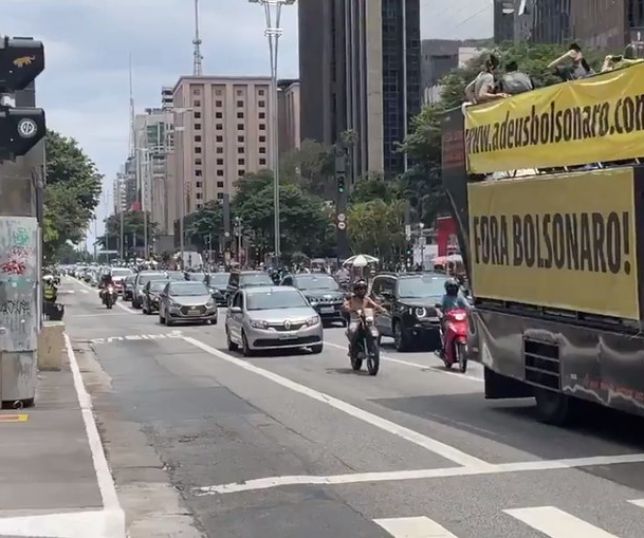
[0,36,46,159]
[337,172,346,194]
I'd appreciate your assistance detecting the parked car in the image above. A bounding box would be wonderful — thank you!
[158,280,218,326]
[369,272,448,351]
[281,273,346,326]
[132,271,167,309]
[225,270,274,304]
[225,286,323,356]
[205,272,230,306]
[142,279,170,315]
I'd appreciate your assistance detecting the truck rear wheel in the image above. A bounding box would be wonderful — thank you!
[534,388,574,426]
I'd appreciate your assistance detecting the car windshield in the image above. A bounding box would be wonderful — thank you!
[148,280,168,293]
[187,273,205,281]
[397,276,447,298]
[295,275,339,291]
[208,273,229,286]
[246,290,309,311]
[138,273,165,286]
[111,268,132,277]
[169,282,209,296]
[240,273,273,286]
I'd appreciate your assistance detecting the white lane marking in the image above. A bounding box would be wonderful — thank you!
[0,510,123,538]
[504,506,619,538]
[71,313,132,319]
[115,300,137,314]
[90,331,183,345]
[80,289,89,295]
[72,279,137,313]
[628,498,644,508]
[64,334,125,536]
[184,336,490,469]
[375,516,458,538]
[194,452,644,496]
[324,341,483,383]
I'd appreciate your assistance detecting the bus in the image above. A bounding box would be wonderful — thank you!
[443,62,644,424]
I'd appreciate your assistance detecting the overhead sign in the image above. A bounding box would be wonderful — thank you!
[464,63,644,174]
[468,167,640,320]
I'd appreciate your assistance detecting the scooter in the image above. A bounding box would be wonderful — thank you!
[349,308,380,376]
[437,308,469,373]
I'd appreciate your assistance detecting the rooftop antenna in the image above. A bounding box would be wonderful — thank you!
[193,0,203,75]
[128,53,135,158]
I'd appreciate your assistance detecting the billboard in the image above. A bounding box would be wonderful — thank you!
[464,63,644,174]
[468,167,641,320]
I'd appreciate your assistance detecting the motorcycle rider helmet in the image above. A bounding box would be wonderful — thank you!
[353,279,368,297]
[444,278,459,296]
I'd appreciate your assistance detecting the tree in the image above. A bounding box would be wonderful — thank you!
[350,173,401,205]
[233,171,334,259]
[183,201,223,250]
[348,199,406,263]
[43,130,102,261]
[99,211,157,254]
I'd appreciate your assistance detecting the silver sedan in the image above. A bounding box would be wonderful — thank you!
[158,281,218,326]
[225,286,323,356]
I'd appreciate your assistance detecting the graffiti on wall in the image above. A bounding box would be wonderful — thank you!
[0,218,38,352]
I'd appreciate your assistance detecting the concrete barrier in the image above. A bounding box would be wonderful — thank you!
[37,321,66,371]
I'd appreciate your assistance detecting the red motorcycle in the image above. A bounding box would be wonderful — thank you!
[437,308,469,373]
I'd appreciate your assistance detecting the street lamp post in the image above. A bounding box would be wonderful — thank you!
[173,107,194,269]
[249,0,295,266]
[419,222,425,271]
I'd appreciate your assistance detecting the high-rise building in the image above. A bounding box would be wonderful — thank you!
[172,76,274,218]
[161,86,174,111]
[277,79,301,156]
[298,0,421,180]
[133,108,175,238]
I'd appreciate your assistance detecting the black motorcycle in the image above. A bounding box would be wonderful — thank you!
[349,308,380,376]
[102,285,117,310]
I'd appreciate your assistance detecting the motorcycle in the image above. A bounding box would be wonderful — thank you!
[349,308,380,376]
[102,285,117,310]
[437,308,469,373]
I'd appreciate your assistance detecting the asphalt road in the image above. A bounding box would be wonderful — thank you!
[62,277,644,538]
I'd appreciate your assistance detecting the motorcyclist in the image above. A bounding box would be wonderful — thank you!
[438,278,470,357]
[99,270,114,300]
[42,275,58,303]
[343,280,385,356]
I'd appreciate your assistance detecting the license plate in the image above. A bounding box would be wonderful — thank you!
[188,308,201,315]
[320,306,335,314]
[279,334,298,340]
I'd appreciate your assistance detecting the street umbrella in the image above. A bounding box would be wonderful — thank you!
[343,254,379,268]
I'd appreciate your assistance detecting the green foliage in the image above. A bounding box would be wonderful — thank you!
[99,211,157,251]
[184,201,223,249]
[349,174,400,205]
[43,130,102,261]
[233,171,334,258]
[347,199,407,260]
[280,139,335,197]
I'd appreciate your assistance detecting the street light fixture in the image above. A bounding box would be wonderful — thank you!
[248,0,295,266]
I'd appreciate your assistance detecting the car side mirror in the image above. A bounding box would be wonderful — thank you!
[229,306,242,314]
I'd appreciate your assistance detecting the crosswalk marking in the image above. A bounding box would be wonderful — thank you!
[374,516,458,537]
[504,506,619,538]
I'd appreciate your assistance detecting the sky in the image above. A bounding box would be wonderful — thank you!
[5,0,492,246]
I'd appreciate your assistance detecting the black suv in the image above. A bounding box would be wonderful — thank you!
[370,272,448,351]
[281,273,346,326]
[225,270,274,304]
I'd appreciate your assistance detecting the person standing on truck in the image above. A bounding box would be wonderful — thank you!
[602,44,644,72]
[464,54,509,105]
[548,43,594,81]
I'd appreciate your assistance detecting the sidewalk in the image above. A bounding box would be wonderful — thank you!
[0,336,124,538]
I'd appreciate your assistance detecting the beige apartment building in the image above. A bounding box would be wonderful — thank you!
[172,76,275,216]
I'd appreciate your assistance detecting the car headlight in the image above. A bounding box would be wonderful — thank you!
[305,315,320,327]
[250,319,269,329]
[414,307,427,318]
[307,297,318,306]
[206,298,216,308]
[169,300,180,309]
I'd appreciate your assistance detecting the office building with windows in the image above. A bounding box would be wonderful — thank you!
[171,76,274,216]
[299,0,420,180]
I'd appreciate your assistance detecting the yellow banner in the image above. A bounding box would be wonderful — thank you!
[464,63,644,174]
[468,167,640,319]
